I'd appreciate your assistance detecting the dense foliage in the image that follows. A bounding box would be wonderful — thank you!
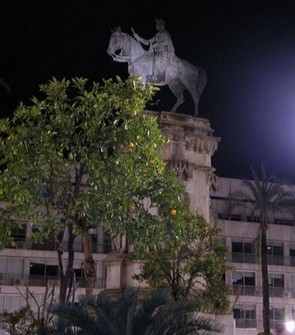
[0,77,172,301]
[39,288,224,335]
[133,203,229,311]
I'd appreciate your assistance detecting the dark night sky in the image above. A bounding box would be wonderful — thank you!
[2,0,295,182]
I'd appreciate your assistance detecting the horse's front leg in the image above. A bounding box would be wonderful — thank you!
[168,80,185,113]
[128,64,149,84]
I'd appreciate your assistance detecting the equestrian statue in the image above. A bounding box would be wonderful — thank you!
[107,19,207,116]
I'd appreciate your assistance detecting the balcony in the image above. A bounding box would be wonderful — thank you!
[231,252,256,263]
[231,285,257,296]
[1,274,105,288]
[5,239,112,254]
[235,319,257,329]
[230,285,285,298]
[230,252,294,266]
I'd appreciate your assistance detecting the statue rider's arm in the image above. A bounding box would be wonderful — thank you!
[131,27,153,46]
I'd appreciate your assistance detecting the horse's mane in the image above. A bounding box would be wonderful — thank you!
[114,27,146,56]
[121,32,132,57]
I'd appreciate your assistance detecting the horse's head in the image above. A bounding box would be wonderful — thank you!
[107,27,129,58]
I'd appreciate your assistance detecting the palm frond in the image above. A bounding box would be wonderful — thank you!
[112,287,138,333]
[133,289,170,334]
[49,303,101,335]
[144,301,222,335]
[44,289,223,335]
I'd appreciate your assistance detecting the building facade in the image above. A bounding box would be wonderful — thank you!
[0,112,294,334]
[211,177,295,335]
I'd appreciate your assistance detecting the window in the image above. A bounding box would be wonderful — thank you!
[233,304,256,328]
[32,227,55,251]
[246,216,260,223]
[103,233,112,253]
[290,245,295,266]
[267,243,284,265]
[270,307,285,321]
[232,271,255,295]
[232,241,255,263]
[29,262,58,286]
[6,224,26,249]
[269,273,284,287]
[274,218,295,226]
[270,307,285,331]
[290,275,295,295]
[73,263,84,287]
[30,263,58,276]
[91,234,98,253]
[268,274,284,297]
[11,224,26,240]
[218,213,241,221]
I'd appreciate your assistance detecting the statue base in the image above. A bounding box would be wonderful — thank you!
[144,110,220,221]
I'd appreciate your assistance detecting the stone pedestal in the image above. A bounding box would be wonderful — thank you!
[104,254,126,290]
[104,111,220,298]
[147,111,220,222]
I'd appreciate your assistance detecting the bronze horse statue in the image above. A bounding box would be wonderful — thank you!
[107,27,207,116]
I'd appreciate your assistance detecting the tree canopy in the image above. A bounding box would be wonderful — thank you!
[0,77,177,301]
[133,204,229,311]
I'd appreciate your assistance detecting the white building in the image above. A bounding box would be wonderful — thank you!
[211,177,295,335]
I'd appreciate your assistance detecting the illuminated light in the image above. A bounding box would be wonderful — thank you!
[286,320,295,332]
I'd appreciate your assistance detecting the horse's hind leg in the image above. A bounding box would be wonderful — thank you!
[168,80,185,113]
[184,80,201,116]
[185,69,207,116]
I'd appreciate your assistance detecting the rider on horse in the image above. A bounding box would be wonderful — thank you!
[131,19,175,83]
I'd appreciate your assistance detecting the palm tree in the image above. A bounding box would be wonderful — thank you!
[237,166,295,335]
[41,288,224,335]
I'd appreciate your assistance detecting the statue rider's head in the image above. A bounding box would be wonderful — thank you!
[155,19,165,32]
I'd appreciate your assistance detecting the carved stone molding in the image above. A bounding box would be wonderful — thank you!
[185,136,220,155]
[145,111,221,156]
[209,174,220,191]
[166,160,195,179]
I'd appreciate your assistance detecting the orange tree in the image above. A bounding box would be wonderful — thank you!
[0,77,173,302]
[132,178,229,312]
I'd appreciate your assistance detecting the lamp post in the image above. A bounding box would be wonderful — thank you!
[286,320,295,334]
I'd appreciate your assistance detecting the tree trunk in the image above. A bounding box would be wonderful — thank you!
[59,226,76,303]
[83,231,95,296]
[261,224,270,335]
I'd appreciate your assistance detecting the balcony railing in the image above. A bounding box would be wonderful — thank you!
[230,285,285,298]
[231,285,257,296]
[1,274,105,288]
[230,252,295,266]
[231,252,256,263]
[5,239,112,254]
[235,318,257,329]
[235,319,285,330]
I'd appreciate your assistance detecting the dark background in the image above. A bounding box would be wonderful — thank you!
[2,0,295,181]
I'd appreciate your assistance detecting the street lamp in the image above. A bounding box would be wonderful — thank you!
[286,320,295,333]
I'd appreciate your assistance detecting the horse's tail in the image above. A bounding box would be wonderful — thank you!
[198,67,207,95]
